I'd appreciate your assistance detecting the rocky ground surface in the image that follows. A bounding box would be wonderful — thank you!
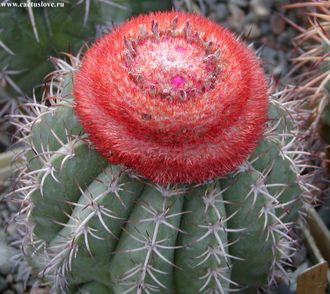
[0,0,328,293]
[0,201,25,294]
[174,0,304,79]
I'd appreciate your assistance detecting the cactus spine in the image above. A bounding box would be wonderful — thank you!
[287,2,330,167]
[13,12,315,294]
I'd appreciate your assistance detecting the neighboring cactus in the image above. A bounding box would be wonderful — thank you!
[0,0,173,97]
[1,0,126,101]
[286,2,330,165]
[13,11,314,294]
[0,0,172,149]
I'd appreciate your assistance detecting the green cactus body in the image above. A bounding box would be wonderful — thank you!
[15,71,306,294]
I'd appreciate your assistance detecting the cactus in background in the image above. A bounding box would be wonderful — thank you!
[0,0,127,103]
[0,0,172,149]
[0,0,173,97]
[13,11,315,294]
[285,2,330,166]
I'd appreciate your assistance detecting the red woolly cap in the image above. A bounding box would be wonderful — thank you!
[73,11,268,184]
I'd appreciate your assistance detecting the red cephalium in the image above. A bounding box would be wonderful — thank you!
[73,11,268,184]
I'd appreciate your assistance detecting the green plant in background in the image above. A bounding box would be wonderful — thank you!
[12,10,316,294]
[0,0,173,96]
[0,0,172,149]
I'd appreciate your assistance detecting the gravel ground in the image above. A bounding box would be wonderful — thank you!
[0,1,324,293]
[174,0,305,79]
[0,200,27,294]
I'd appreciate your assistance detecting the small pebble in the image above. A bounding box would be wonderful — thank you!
[292,244,307,267]
[30,287,49,294]
[250,0,271,18]
[270,14,286,35]
[13,282,24,293]
[0,276,8,292]
[275,50,288,75]
[228,4,246,31]
[260,21,270,35]
[276,283,295,294]
[6,223,17,237]
[204,0,217,5]
[1,210,9,221]
[277,31,292,47]
[6,274,13,283]
[230,0,248,7]
[6,202,18,213]
[262,47,277,61]
[215,3,229,21]
[3,290,15,294]
[0,231,16,276]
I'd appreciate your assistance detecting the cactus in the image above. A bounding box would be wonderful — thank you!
[13,11,314,294]
[0,0,173,97]
[0,0,172,149]
[1,0,127,100]
[286,2,330,165]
